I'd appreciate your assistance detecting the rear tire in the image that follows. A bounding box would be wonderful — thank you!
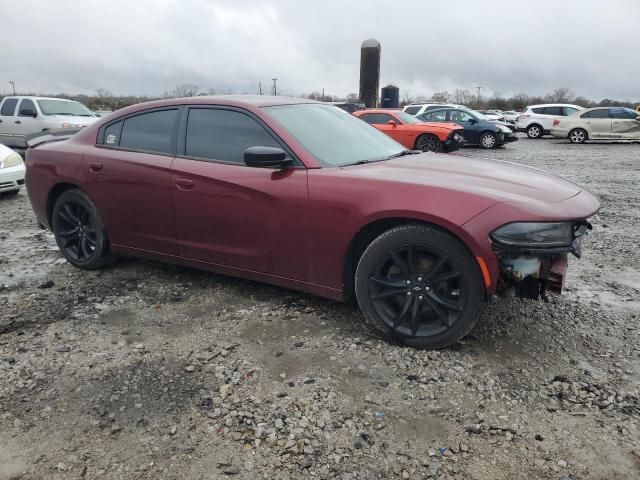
[354,224,484,349]
[568,128,587,144]
[526,124,543,138]
[415,134,442,153]
[52,189,113,269]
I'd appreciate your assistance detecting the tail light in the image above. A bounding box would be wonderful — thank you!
[553,119,560,126]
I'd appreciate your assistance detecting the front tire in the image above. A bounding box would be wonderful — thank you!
[355,224,484,349]
[415,134,442,153]
[479,132,498,149]
[52,189,113,269]
[526,124,543,138]
[568,128,587,144]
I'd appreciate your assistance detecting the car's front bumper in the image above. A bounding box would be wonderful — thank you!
[503,132,519,143]
[0,163,26,192]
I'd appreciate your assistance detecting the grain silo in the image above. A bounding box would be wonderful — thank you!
[359,39,381,108]
[381,85,399,108]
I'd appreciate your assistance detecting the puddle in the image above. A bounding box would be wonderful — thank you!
[0,227,59,288]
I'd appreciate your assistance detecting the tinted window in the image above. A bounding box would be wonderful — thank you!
[403,106,420,115]
[1,98,18,116]
[103,120,123,146]
[119,109,178,154]
[360,113,396,125]
[18,99,36,116]
[564,107,579,116]
[610,107,638,119]
[542,106,563,116]
[532,107,545,114]
[581,109,610,119]
[186,108,280,164]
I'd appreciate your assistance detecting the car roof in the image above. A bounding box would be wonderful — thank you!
[2,96,80,102]
[357,109,401,114]
[526,103,582,108]
[142,95,320,109]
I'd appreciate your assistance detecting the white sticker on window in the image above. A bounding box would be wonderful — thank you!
[106,133,117,144]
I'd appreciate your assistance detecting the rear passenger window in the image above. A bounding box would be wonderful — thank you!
[1,98,18,116]
[404,106,420,115]
[119,109,178,154]
[543,107,563,116]
[103,121,123,146]
[185,108,281,164]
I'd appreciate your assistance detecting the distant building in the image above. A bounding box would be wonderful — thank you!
[381,85,399,109]
[359,39,381,108]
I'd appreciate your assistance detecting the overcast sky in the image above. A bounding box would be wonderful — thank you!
[1,0,638,100]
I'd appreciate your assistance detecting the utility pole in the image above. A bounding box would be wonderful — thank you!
[272,78,278,96]
[9,81,15,95]
[475,86,482,109]
[322,87,325,102]
[258,81,262,95]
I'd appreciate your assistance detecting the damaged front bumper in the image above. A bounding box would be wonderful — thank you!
[492,221,591,301]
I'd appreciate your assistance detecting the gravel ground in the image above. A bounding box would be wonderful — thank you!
[1,135,639,480]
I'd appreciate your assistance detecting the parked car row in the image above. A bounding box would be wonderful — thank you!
[0,143,25,195]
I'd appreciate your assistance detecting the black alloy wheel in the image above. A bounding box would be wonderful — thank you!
[52,189,113,269]
[355,224,483,349]
[416,134,442,153]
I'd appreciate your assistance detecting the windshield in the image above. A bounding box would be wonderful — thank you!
[264,104,405,167]
[37,99,94,116]
[467,110,487,120]
[395,111,421,124]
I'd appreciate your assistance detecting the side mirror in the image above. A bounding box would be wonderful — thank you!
[244,146,292,169]
[387,120,397,127]
[20,108,37,118]
[468,118,477,124]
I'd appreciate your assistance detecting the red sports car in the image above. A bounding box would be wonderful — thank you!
[353,109,464,152]
[25,97,599,349]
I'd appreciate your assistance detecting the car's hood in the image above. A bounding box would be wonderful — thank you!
[47,114,98,126]
[415,121,462,131]
[339,154,581,204]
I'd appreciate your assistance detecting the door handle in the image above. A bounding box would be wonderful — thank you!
[175,178,195,190]
[89,162,103,173]
[15,120,21,124]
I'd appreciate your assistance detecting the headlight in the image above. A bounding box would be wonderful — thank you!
[0,152,23,169]
[498,125,512,133]
[491,222,573,248]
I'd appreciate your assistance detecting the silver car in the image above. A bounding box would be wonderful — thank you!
[551,106,640,143]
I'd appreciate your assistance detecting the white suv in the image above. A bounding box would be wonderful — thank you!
[0,96,98,148]
[403,103,469,116]
[516,104,583,138]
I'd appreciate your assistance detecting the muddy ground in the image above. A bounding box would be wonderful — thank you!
[1,136,639,480]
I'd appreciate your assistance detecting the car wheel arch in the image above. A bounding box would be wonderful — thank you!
[47,182,82,227]
[341,216,485,303]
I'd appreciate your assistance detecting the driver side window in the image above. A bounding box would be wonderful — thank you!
[449,110,472,122]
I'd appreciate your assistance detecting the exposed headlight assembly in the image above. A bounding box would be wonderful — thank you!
[491,222,573,248]
[498,125,512,133]
[0,152,23,169]
[453,133,464,142]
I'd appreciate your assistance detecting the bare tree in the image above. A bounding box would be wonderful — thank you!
[430,91,451,103]
[400,90,415,107]
[171,84,199,97]
[544,87,574,103]
[452,89,475,106]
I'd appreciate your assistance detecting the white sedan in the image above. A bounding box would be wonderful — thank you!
[551,107,640,143]
[0,143,25,195]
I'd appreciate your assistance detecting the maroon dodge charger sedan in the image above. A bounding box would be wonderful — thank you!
[25,96,599,349]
